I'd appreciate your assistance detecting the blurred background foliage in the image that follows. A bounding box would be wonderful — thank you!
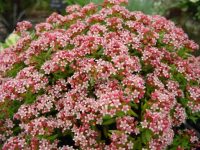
[0,0,51,42]
[154,0,200,55]
[0,0,200,54]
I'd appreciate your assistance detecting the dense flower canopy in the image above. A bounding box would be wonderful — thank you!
[0,0,200,149]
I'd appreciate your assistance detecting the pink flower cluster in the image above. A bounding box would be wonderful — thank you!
[0,0,200,149]
[15,21,32,35]
[0,67,48,103]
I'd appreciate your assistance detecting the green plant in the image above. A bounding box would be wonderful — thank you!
[0,0,35,34]
[64,0,103,6]
[127,0,154,14]
[0,33,19,50]
[0,0,200,149]
[0,0,51,42]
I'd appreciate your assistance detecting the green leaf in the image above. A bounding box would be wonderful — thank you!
[6,62,26,77]
[177,47,190,59]
[102,117,116,125]
[13,126,21,136]
[141,129,152,144]
[187,111,200,123]
[47,134,58,142]
[103,126,109,138]
[127,109,138,117]
[134,137,142,150]
[129,102,139,109]
[111,74,123,81]
[141,101,149,112]
[178,97,188,106]
[116,111,125,117]
[169,134,191,149]
[170,65,187,91]
[94,47,103,57]
[50,65,74,83]
[32,50,52,69]
[90,77,95,87]
[24,90,37,104]
[0,33,20,49]
[103,114,112,120]
[0,99,22,119]
[140,62,154,75]
[128,48,142,57]
[8,100,22,118]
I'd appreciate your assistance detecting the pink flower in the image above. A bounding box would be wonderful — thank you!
[1,0,200,149]
[15,21,32,34]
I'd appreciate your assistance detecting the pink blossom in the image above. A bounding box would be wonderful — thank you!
[0,0,199,149]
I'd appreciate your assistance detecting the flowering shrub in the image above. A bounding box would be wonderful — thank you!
[0,0,200,149]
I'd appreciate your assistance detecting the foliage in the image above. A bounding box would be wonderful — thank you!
[64,0,103,6]
[153,0,200,55]
[33,0,50,10]
[0,0,200,149]
[64,0,155,14]
[154,0,200,20]
[0,0,34,33]
[0,0,50,42]
[177,0,200,21]
[0,33,19,50]
[127,0,154,14]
